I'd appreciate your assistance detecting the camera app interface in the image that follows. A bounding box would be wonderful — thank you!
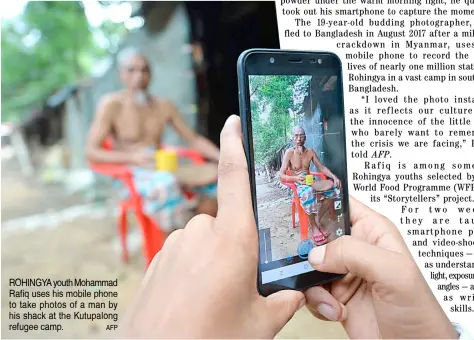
[249,74,347,284]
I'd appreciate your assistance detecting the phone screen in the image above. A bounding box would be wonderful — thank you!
[240,51,349,294]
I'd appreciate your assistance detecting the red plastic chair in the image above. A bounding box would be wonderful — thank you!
[89,137,204,267]
[281,170,335,241]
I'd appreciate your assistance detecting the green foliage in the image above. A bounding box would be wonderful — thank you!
[250,75,310,165]
[1,1,127,122]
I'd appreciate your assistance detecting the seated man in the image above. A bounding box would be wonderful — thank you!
[279,126,341,245]
[85,48,219,238]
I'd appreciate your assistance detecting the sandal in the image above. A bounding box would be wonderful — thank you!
[313,220,330,238]
[312,232,328,246]
[317,225,330,238]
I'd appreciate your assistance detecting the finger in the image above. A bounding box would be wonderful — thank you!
[161,229,183,250]
[305,286,347,322]
[349,196,404,241]
[348,195,375,226]
[329,274,363,305]
[264,290,305,333]
[141,251,161,287]
[120,249,162,326]
[308,235,408,286]
[152,229,183,264]
[216,115,254,230]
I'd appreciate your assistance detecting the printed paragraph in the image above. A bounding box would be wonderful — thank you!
[278,0,474,319]
[7,277,120,334]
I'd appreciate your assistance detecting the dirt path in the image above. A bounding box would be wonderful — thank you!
[255,174,301,260]
[1,157,86,222]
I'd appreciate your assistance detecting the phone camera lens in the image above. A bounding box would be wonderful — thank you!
[270,57,275,64]
[318,59,322,64]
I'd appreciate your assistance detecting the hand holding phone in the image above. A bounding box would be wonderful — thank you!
[119,116,305,339]
[305,197,458,339]
[119,117,458,339]
[237,49,350,295]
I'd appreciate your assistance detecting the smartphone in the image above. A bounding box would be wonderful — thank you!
[237,49,350,296]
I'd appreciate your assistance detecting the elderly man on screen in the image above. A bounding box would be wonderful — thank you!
[279,126,341,245]
[85,48,219,238]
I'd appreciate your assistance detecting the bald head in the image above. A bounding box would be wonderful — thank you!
[117,47,151,91]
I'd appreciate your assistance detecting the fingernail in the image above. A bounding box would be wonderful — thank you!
[225,115,239,126]
[316,303,339,321]
[340,303,348,321]
[308,245,327,266]
[298,298,306,310]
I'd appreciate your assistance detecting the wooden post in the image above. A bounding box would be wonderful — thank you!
[11,129,35,177]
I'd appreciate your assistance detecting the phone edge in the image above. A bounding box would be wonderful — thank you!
[237,49,350,297]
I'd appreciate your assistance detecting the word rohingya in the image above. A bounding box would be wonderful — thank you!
[353,172,422,182]
[9,278,118,288]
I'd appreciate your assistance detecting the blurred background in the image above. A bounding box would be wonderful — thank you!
[2,1,280,189]
[1,1,347,338]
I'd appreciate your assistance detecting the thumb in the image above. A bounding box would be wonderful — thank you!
[264,290,305,331]
[308,235,408,285]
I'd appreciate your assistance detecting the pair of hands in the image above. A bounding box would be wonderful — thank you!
[119,116,457,339]
[128,144,220,168]
[292,174,341,188]
[129,149,155,167]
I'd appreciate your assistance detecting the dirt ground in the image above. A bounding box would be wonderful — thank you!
[1,157,348,339]
[255,173,345,260]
